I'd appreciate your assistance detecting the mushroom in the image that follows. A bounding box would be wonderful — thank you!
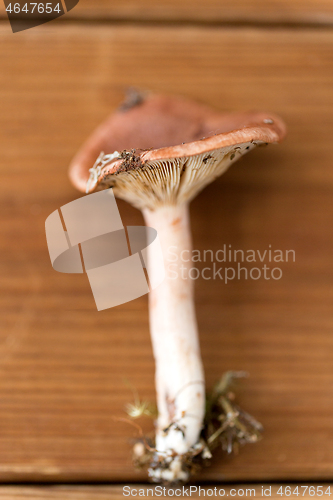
[69,91,286,483]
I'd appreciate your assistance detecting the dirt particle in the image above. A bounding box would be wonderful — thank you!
[203,155,213,164]
[119,88,146,112]
[118,149,144,173]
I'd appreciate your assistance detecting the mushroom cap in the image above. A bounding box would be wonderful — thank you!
[69,92,286,210]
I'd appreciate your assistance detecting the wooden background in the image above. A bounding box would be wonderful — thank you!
[2,0,333,23]
[0,0,333,497]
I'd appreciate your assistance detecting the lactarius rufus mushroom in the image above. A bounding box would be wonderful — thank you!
[69,92,286,483]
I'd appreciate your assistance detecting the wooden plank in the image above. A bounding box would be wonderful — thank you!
[0,485,331,499]
[0,23,332,482]
[1,1,333,24]
[62,0,333,24]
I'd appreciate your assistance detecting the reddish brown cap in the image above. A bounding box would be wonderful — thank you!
[69,92,286,210]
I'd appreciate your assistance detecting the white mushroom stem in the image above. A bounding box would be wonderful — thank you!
[143,204,205,478]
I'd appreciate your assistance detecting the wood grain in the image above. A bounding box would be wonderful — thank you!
[63,0,333,24]
[0,23,332,483]
[0,485,331,499]
[1,1,333,24]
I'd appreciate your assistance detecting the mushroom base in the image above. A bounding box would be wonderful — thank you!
[132,372,263,484]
